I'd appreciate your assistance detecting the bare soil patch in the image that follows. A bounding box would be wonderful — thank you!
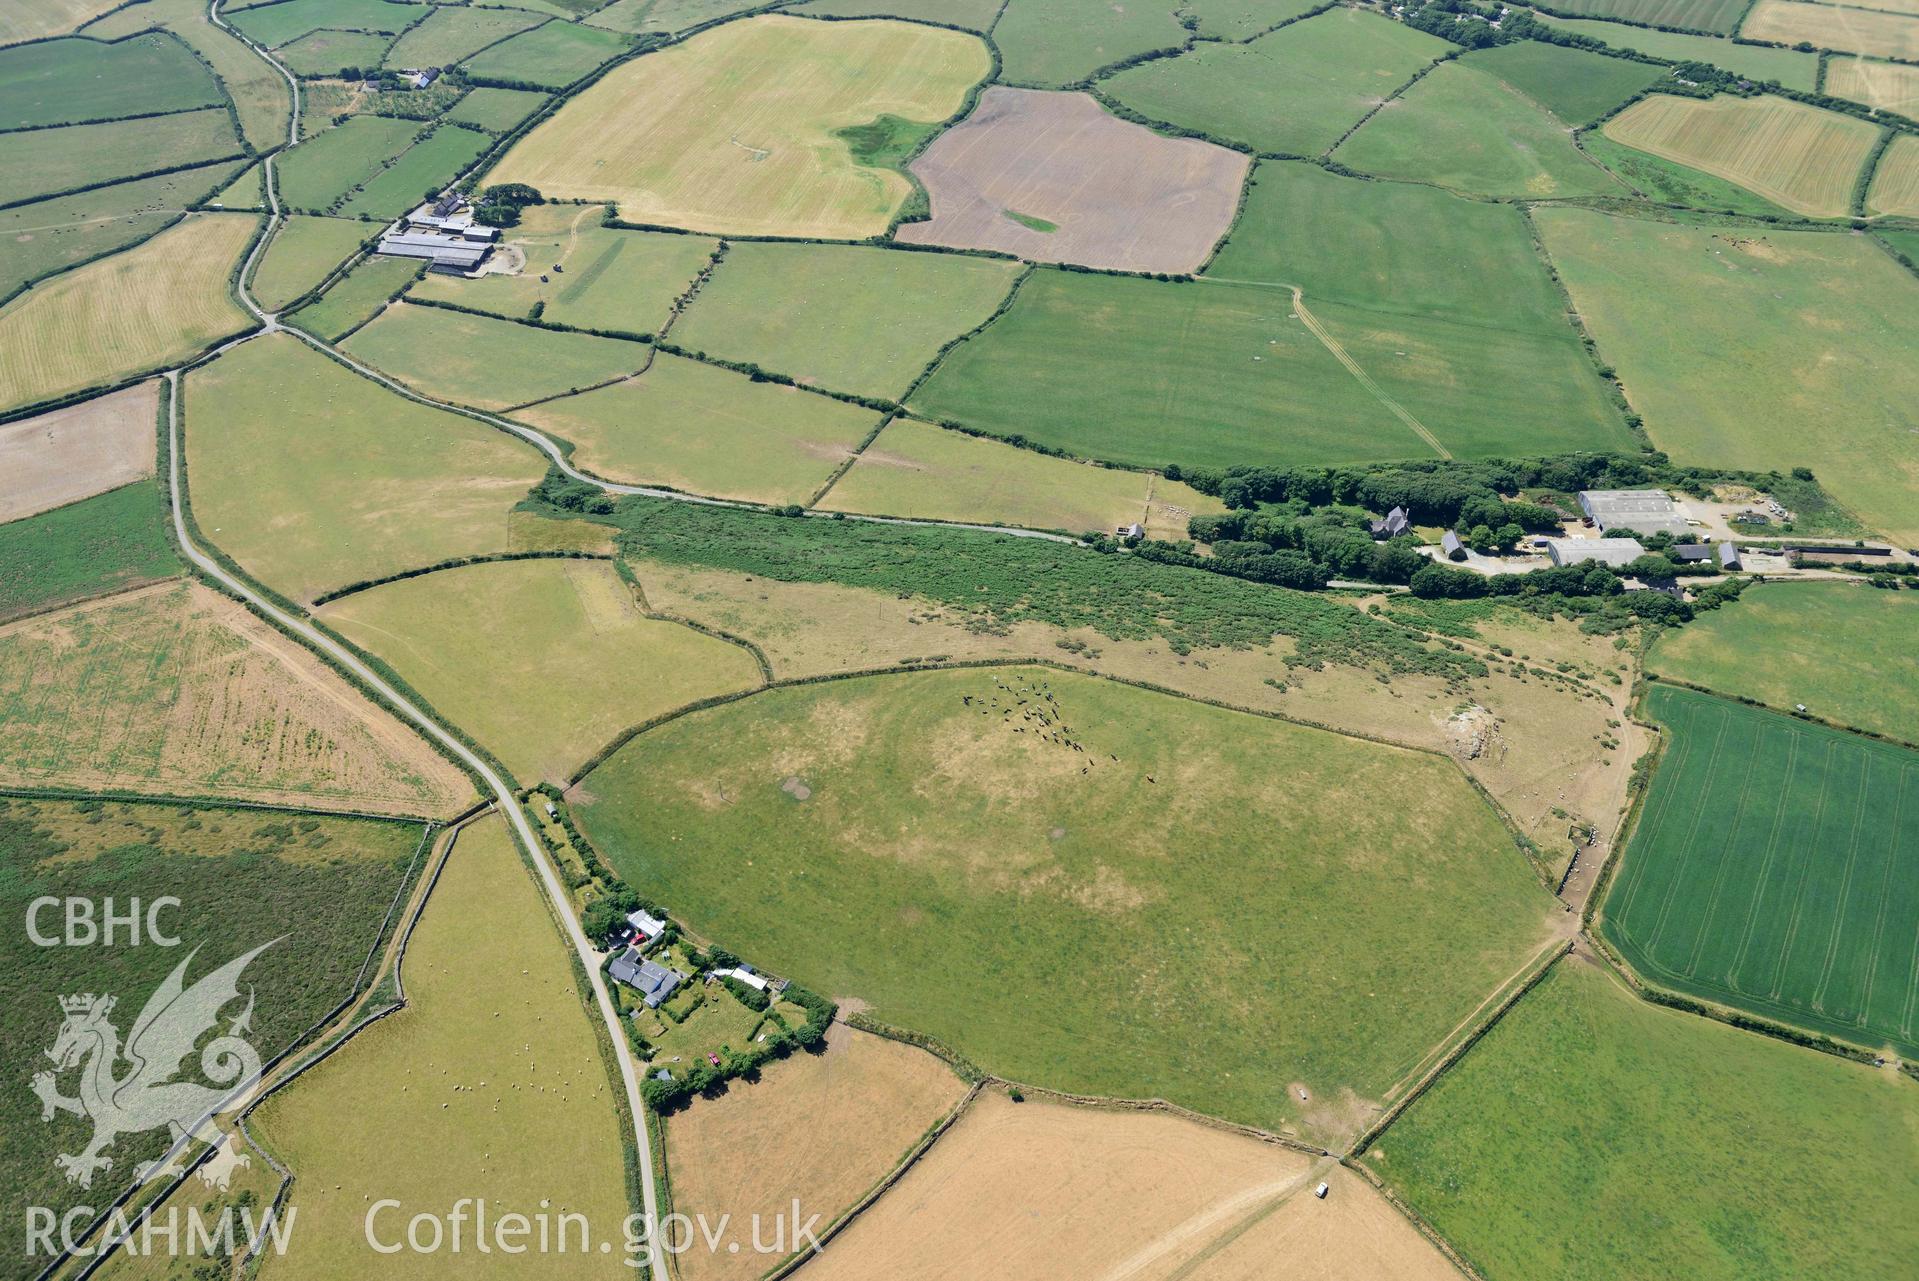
[896,88,1250,273]
[0,380,157,521]
[666,1026,968,1281]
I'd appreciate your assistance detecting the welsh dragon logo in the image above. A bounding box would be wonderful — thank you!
[31,941,276,1190]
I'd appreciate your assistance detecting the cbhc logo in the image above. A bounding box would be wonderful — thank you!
[26,897,182,947]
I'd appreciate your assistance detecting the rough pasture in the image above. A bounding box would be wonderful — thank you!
[0,580,472,815]
[894,88,1249,275]
[0,382,156,522]
[491,15,990,237]
[1603,94,1878,218]
[1740,0,1919,58]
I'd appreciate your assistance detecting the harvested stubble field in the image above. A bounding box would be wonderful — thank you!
[248,816,633,1281]
[1868,132,1919,215]
[1366,958,1919,1281]
[993,0,1188,87]
[0,106,239,207]
[1741,0,1919,58]
[383,4,545,67]
[1101,8,1450,157]
[1535,0,1750,31]
[321,558,762,782]
[518,351,880,504]
[284,253,421,340]
[1,795,425,1264]
[1533,206,1919,548]
[1647,582,1919,742]
[1458,39,1662,127]
[665,1025,968,1281]
[800,1092,1455,1281]
[80,0,292,151]
[409,204,716,335]
[0,579,471,814]
[894,88,1248,274]
[184,334,547,602]
[459,18,629,89]
[0,0,125,45]
[0,212,255,414]
[249,215,373,311]
[1537,14,1819,88]
[1603,93,1878,218]
[1603,685,1919,1054]
[915,267,1626,471]
[342,302,651,411]
[820,418,1224,534]
[1827,54,1919,114]
[1580,128,1795,215]
[0,160,242,301]
[576,665,1557,1142]
[0,381,155,522]
[492,15,990,238]
[0,33,220,129]
[1335,61,1623,199]
[670,241,1020,400]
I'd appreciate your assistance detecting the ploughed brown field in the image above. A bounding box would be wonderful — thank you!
[895,87,1250,273]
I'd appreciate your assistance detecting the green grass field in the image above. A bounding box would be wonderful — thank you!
[441,84,548,132]
[1605,685,1919,1053]
[284,253,419,340]
[248,815,632,1281]
[913,268,1627,471]
[1534,206,1919,548]
[460,18,627,88]
[1101,9,1449,156]
[1579,129,1797,216]
[576,665,1555,1142]
[1534,0,1751,32]
[343,302,651,411]
[227,0,428,48]
[0,160,242,301]
[0,33,220,129]
[1205,160,1571,329]
[993,0,1189,86]
[793,0,1003,25]
[409,206,714,334]
[1,107,240,206]
[1335,61,1625,198]
[274,115,423,212]
[1535,14,1820,89]
[518,351,881,503]
[1458,39,1664,127]
[384,4,546,67]
[184,333,546,601]
[1185,0,1326,39]
[336,125,492,219]
[671,242,1022,400]
[249,215,372,311]
[276,29,392,78]
[1365,958,1919,1281]
[1647,583,1919,742]
[209,161,264,209]
[0,482,177,622]
[82,0,293,151]
[1,795,424,1265]
[322,558,761,780]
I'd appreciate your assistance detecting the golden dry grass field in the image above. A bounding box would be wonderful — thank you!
[1867,132,1919,215]
[1602,93,1879,216]
[0,381,156,521]
[0,213,255,412]
[1826,55,1919,114]
[248,815,634,1281]
[665,1026,968,1281]
[491,15,990,237]
[799,1093,1455,1281]
[320,557,763,782]
[0,0,123,44]
[1740,0,1919,58]
[818,419,1224,535]
[0,579,472,815]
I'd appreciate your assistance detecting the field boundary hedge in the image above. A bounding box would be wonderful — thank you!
[1346,1158,1493,1281]
[311,548,614,605]
[1641,670,1919,749]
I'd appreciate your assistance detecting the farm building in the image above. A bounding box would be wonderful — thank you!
[375,230,490,273]
[1627,576,1683,598]
[1545,537,1645,567]
[1717,541,1741,569]
[1671,543,1711,562]
[609,948,686,1007]
[1441,530,1465,561]
[626,908,667,942]
[1577,489,1691,537]
[1115,522,1143,539]
[713,965,769,992]
[1370,506,1411,539]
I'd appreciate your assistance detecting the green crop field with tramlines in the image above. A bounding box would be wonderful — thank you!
[1604,684,1919,1054]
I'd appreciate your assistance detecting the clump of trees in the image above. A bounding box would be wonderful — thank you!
[473,182,543,228]
[531,468,615,515]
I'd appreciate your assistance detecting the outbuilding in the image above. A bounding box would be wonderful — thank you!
[1544,537,1645,568]
[1577,489,1691,538]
